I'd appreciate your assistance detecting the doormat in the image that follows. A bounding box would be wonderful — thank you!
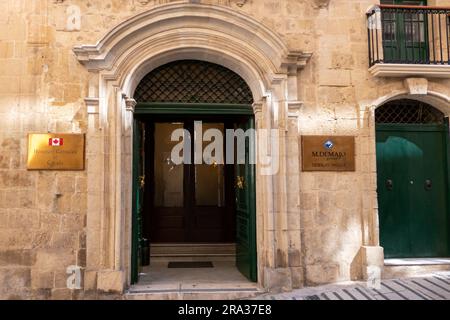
[168,261,214,268]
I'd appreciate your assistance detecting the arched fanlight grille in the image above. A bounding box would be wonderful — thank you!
[375,99,445,124]
[134,60,254,104]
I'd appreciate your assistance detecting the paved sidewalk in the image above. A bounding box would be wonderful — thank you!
[253,271,450,300]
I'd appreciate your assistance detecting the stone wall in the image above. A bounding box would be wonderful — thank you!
[0,0,449,299]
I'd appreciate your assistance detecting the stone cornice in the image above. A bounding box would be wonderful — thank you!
[55,0,248,5]
[369,64,450,78]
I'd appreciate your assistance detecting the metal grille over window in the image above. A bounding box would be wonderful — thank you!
[375,99,445,124]
[134,60,254,104]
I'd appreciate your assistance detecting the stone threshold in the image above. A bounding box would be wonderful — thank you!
[124,285,264,300]
[127,287,261,294]
[385,258,450,266]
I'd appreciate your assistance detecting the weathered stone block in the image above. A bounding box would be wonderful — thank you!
[331,52,354,69]
[31,232,52,249]
[0,230,33,250]
[290,267,304,289]
[361,246,384,268]
[319,69,352,87]
[8,209,39,229]
[263,267,292,293]
[77,249,86,267]
[51,232,77,249]
[35,249,76,271]
[75,176,87,193]
[97,270,125,293]
[300,192,317,210]
[0,250,35,267]
[31,270,54,289]
[61,214,86,231]
[0,268,31,289]
[305,264,340,285]
[51,288,72,300]
[56,175,75,193]
[71,193,87,215]
[83,271,97,291]
[0,170,34,188]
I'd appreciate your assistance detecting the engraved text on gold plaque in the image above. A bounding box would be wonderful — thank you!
[27,134,85,170]
[302,136,355,172]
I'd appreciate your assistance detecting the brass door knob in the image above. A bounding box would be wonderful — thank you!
[236,176,245,189]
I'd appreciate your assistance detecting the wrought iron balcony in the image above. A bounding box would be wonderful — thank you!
[367,4,450,68]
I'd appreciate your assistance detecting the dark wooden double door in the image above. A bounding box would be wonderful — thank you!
[132,113,257,283]
[144,117,234,243]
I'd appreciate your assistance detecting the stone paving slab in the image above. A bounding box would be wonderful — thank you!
[251,271,450,300]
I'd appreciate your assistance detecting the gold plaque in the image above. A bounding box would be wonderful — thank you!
[302,136,355,172]
[27,134,85,170]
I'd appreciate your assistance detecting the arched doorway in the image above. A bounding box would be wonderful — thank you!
[376,99,450,258]
[131,60,257,285]
[74,2,309,292]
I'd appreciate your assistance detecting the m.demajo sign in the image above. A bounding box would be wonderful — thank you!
[302,136,355,172]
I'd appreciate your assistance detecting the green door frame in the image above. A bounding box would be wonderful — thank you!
[135,103,254,116]
[376,122,450,258]
[131,102,257,284]
[131,120,144,284]
[445,118,450,252]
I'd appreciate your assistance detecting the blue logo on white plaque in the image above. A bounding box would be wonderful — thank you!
[324,140,334,149]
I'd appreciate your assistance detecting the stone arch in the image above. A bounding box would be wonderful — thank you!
[375,99,446,124]
[371,92,450,117]
[74,2,311,292]
[74,3,311,104]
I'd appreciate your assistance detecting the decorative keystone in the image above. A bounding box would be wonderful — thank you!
[404,77,428,95]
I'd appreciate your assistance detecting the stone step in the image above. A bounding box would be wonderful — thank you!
[383,263,450,279]
[150,243,236,257]
[125,287,263,300]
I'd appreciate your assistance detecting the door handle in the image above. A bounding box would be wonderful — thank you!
[425,179,432,191]
[139,175,145,189]
[386,179,393,191]
[236,176,245,190]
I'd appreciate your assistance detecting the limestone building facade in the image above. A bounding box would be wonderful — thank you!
[0,0,449,300]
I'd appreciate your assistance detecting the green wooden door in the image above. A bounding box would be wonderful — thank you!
[381,0,428,63]
[131,119,145,284]
[376,124,449,258]
[235,118,257,282]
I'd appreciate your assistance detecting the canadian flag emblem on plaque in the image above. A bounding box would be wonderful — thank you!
[49,138,64,146]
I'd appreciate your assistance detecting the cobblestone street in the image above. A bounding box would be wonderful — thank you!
[253,272,450,300]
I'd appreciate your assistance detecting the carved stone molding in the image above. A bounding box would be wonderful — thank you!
[404,78,428,95]
[125,98,137,113]
[85,97,99,114]
[287,101,303,119]
[134,0,248,7]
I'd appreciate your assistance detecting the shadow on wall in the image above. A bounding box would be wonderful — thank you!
[313,0,331,8]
